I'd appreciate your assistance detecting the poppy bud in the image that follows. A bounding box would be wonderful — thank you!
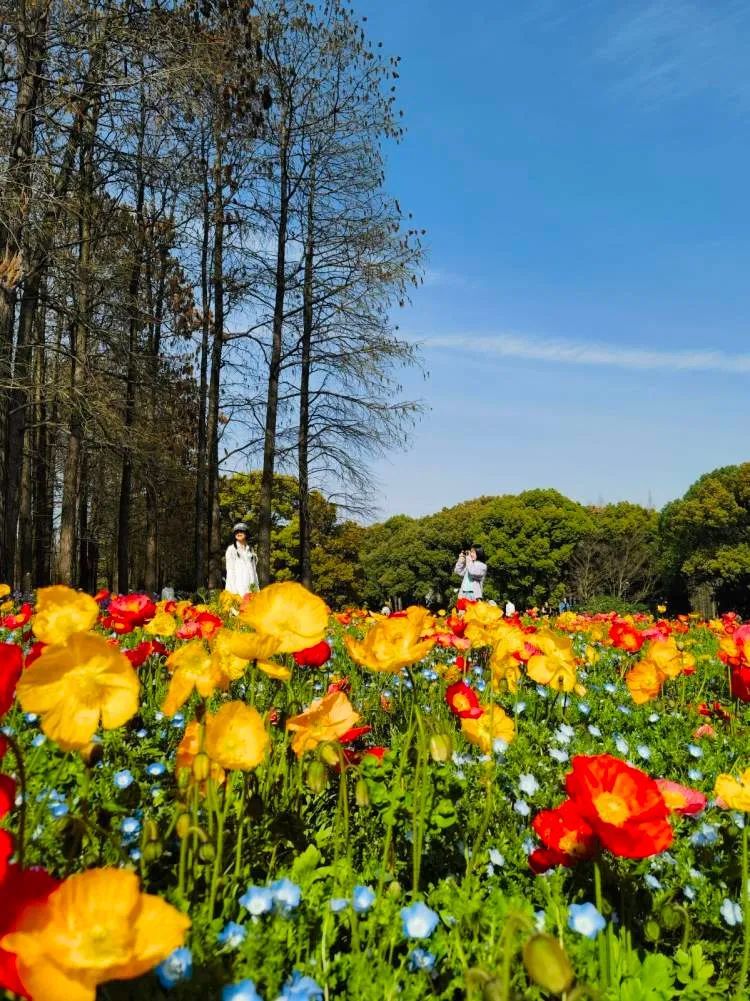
[522,934,574,994]
[192,752,210,781]
[429,733,452,762]
[386,880,401,899]
[143,819,159,843]
[143,840,163,862]
[644,920,661,942]
[199,842,216,862]
[307,760,328,794]
[355,778,370,807]
[177,767,191,793]
[176,813,191,839]
[318,742,340,767]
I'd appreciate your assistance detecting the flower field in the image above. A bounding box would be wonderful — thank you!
[1,584,750,1000]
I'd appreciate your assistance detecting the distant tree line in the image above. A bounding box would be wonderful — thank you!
[0,0,422,593]
[218,463,750,616]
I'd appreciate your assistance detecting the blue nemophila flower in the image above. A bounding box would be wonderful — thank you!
[154,711,164,721]
[578,702,591,716]
[687,744,703,759]
[493,739,509,755]
[615,736,629,755]
[733,813,746,829]
[636,745,651,761]
[401,902,439,939]
[329,898,348,913]
[617,705,631,715]
[518,773,539,796]
[218,922,247,949]
[121,816,140,838]
[568,903,606,939]
[240,885,274,917]
[513,799,530,817]
[31,733,46,748]
[515,700,527,714]
[548,747,569,763]
[222,980,263,1001]
[535,685,548,699]
[534,910,546,931]
[644,874,661,890]
[721,899,743,927]
[603,683,616,694]
[24,713,38,724]
[553,724,575,744]
[691,823,719,847]
[352,885,376,913]
[684,886,696,901]
[147,762,166,777]
[135,728,148,739]
[276,970,323,1001]
[114,769,134,789]
[408,947,436,972]
[49,801,68,818]
[270,878,301,914]
[587,725,602,738]
[688,769,703,782]
[489,849,505,867]
[648,713,660,723]
[130,848,142,862]
[156,947,193,989]
[171,712,185,728]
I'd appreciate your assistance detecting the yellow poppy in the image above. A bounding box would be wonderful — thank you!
[176,721,225,789]
[715,769,750,811]
[625,659,664,705]
[162,640,228,717]
[204,701,269,771]
[462,601,504,647]
[32,585,99,646]
[0,868,190,1001]
[145,612,177,637]
[526,630,582,694]
[0,583,10,598]
[238,582,329,653]
[344,606,436,674]
[461,705,515,752]
[15,632,139,750]
[286,690,361,758]
[646,638,684,679]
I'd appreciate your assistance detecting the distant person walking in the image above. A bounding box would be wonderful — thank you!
[504,599,516,617]
[454,545,488,600]
[225,523,259,596]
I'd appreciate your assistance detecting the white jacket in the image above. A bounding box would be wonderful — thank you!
[225,543,259,596]
[454,555,488,599]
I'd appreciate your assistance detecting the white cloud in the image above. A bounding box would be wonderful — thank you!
[419,332,750,374]
[597,0,750,106]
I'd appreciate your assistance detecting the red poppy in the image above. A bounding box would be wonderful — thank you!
[107,593,156,627]
[327,676,351,694]
[342,745,387,766]
[698,701,731,722]
[655,779,706,816]
[337,725,373,745]
[445,681,483,720]
[0,829,11,881]
[529,846,576,874]
[455,655,467,672]
[0,863,60,998]
[0,774,15,818]
[564,754,673,859]
[294,640,332,668]
[446,614,467,637]
[0,734,7,760]
[456,597,476,611]
[0,644,23,717]
[0,604,32,630]
[93,588,110,603]
[531,798,599,867]
[731,667,750,703]
[609,621,645,653]
[100,614,135,635]
[175,620,201,640]
[335,612,352,626]
[193,611,222,639]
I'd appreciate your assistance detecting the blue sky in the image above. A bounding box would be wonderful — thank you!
[355,0,750,518]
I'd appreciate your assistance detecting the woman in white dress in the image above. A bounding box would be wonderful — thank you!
[224,523,259,596]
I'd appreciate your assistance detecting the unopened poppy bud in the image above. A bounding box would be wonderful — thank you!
[143,840,163,862]
[307,760,328,794]
[386,880,401,899]
[318,742,340,767]
[176,813,191,839]
[522,934,574,994]
[644,920,661,942]
[429,733,452,762]
[660,905,681,931]
[177,768,191,792]
[198,842,216,862]
[192,752,210,781]
[355,778,369,807]
[480,977,504,1001]
[143,819,159,843]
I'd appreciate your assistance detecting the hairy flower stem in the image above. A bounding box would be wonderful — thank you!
[5,734,27,868]
[735,824,750,1000]
[594,860,611,990]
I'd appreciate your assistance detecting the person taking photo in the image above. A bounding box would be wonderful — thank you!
[454,545,488,600]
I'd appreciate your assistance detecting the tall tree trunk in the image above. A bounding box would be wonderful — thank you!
[0,0,49,584]
[116,104,147,594]
[258,120,290,586]
[193,136,212,590]
[144,229,167,594]
[298,163,315,589]
[205,124,224,590]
